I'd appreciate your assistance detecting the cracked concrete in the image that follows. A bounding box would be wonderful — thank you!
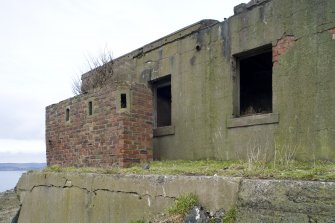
[16,172,240,223]
[14,172,335,223]
[236,179,335,222]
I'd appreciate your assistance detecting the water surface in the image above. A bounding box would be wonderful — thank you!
[0,171,25,192]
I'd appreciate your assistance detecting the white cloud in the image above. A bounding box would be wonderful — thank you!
[0,139,45,163]
[0,151,46,163]
[0,139,45,153]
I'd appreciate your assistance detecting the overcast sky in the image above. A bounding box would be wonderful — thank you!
[0,0,247,163]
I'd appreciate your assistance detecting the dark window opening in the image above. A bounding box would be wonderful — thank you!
[88,101,93,115]
[65,108,70,121]
[152,76,171,128]
[239,49,272,116]
[120,94,127,108]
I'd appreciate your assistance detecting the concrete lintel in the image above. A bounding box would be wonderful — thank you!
[227,113,279,128]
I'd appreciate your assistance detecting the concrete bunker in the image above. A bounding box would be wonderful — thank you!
[46,0,335,167]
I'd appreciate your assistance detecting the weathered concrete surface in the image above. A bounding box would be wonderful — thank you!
[237,179,335,222]
[0,190,20,223]
[132,0,335,162]
[16,172,240,223]
[15,172,335,223]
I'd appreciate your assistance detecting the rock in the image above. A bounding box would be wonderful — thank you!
[0,189,20,223]
[143,163,150,170]
[184,206,224,223]
[184,206,208,223]
[212,208,225,221]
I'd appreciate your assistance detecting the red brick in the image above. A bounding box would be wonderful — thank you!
[46,83,153,168]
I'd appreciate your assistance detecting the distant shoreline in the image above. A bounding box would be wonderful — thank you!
[0,163,46,171]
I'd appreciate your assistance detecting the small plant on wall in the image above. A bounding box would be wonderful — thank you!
[72,48,114,95]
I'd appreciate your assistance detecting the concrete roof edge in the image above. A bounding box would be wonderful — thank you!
[233,0,272,16]
[82,19,219,79]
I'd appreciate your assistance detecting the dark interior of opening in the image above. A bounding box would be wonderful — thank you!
[156,84,171,127]
[240,50,272,116]
[88,101,93,115]
[65,108,70,121]
[121,94,127,108]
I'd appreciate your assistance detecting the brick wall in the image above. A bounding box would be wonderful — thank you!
[46,82,153,167]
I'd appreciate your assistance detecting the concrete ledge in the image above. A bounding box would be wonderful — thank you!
[15,172,335,222]
[227,113,279,128]
[16,172,241,223]
[237,179,335,222]
[153,126,175,137]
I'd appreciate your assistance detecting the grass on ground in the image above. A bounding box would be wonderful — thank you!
[43,159,335,181]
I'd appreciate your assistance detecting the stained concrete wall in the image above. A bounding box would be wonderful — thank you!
[49,0,335,163]
[16,172,335,223]
[147,0,335,161]
[226,0,335,161]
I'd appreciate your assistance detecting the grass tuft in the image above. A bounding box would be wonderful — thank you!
[222,208,236,223]
[168,193,198,216]
[129,220,145,223]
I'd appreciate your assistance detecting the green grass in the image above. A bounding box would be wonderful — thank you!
[168,193,198,215]
[222,208,236,223]
[129,220,144,223]
[43,160,335,181]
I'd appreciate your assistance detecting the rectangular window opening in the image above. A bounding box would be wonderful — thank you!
[236,47,272,116]
[88,101,93,115]
[120,94,127,108]
[65,108,70,121]
[152,76,171,128]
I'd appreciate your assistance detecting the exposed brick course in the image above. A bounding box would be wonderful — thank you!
[46,82,153,167]
[272,35,296,66]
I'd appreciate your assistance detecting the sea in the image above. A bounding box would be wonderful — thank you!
[0,171,26,192]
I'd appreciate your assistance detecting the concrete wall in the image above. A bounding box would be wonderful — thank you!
[16,172,335,223]
[47,0,335,163]
[46,82,153,167]
[146,0,335,161]
[226,0,335,161]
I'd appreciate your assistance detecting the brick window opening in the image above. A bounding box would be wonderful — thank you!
[120,93,127,108]
[153,76,171,128]
[88,101,93,115]
[236,46,272,116]
[65,108,70,121]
